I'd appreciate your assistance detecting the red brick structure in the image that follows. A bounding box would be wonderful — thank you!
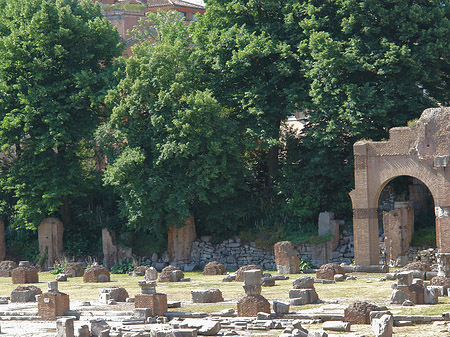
[83,264,110,283]
[351,107,450,266]
[344,301,378,324]
[135,293,168,315]
[274,241,300,274]
[12,265,39,284]
[37,291,70,319]
[316,263,345,280]
[237,295,270,317]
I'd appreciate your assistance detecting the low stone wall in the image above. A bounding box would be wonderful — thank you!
[189,237,275,271]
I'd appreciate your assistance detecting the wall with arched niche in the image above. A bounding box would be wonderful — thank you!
[350,107,450,266]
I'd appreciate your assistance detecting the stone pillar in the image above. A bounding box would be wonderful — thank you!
[318,212,341,250]
[383,202,414,266]
[436,253,450,277]
[168,216,197,262]
[102,229,133,269]
[274,241,299,274]
[38,218,64,269]
[102,228,118,269]
[0,219,5,261]
[37,282,70,319]
[350,142,380,266]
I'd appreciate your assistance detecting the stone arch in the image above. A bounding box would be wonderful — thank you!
[350,107,450,266]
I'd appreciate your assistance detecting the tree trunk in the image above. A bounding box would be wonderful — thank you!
[61,195,72,227]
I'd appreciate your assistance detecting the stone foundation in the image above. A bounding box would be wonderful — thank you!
[12,265,39,284]
[0,260,17,277]
[83,264,110,283]
[274,241,299,274]
[237,295,270,317]
[37,292,70,319]
[135,293,168,316]
[64,262,84,278]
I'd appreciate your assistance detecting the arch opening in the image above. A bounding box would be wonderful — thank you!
[377,175,435,267]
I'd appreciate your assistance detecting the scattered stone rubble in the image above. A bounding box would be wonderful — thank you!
[64,262,85,277]
[159,265,188,282]
[191,289,223,303]
[289,276,319,306]
[10,285,42,303]
[11,261,38,284]
[0,260,17,277]
[203,261,226,275]
[83,263,110,283]
[316,263,345,281]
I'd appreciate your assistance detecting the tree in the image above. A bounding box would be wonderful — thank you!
[292,0,450,224]
[98,10,249,242]
[192,0,309,182]
[0,0,122,228]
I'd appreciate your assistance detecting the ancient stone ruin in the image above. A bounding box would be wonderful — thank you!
[168,216,197,263]
[64,262,84,277]
[135,280,168,316]
[274,241,300,274]
[237,269,270,317]
[10,285,42,303]
[38,217,64,270]
[102,228,133,269]
[83,263,110,283]
[383,202,414,266]
[37,281,70,319]
[316,263,345,281]
[351,107,450,266]
[202,260,226,275]
[289,276,319,305]
[0,260,17,277]
[11,261,38,284]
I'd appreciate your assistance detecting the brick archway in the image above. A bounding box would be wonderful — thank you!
[350,107,450,266]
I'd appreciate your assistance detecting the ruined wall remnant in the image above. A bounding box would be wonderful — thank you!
[38,218,64,269]
[351,107,450,266]
[383,202,414,266]
[168,216,197,263]
[102,228,132,269]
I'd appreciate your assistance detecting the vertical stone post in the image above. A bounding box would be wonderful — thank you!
[167,216,197,262]
[350,142,380,266]
[0,219,5,261]
[102,228,118,269]
[38,218,64,269]
[383,202,414,266]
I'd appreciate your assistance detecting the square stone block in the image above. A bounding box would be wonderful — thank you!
[135,293,168,316]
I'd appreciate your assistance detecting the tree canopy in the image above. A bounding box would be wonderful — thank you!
[98,10,250,240]
[0,0,122,228]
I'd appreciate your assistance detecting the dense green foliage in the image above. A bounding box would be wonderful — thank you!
[293,0,450,225]
[2,0,448,255]
[98,10,249,242]
[0,0,122,229]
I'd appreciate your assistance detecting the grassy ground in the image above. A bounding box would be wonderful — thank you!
[1,271,450,336]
